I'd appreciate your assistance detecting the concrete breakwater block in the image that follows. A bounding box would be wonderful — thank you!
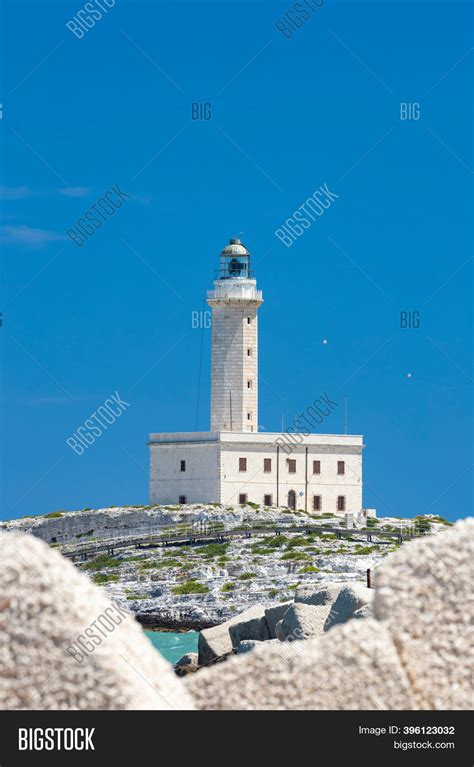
[323,584,373,632]
[0,532,194,710]
[198,604,268,666]
[275,603,329,642]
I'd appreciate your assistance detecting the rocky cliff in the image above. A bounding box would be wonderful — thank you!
[2,504,450,629]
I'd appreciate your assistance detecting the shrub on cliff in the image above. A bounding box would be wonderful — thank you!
[238,572,256,581]
[91,573,120,585]
[172,580,210,595]
[85,555,121,571]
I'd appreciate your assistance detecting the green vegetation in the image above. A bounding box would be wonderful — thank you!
[179,562,194,572]
[172,580,210,595]
[91,573,120,585]
[145,558,181,569]
[299,565,320,573]
[281,551,310,561]
[366,517,379,527]
[43,511,64,519]
[429,515,453,526]
[286,536,311,549]
[250,545,273,555]
[221,582,234,593]
[126,594,147,601]
[265,535,288,548]
[267,588,279,598]
[238,572,256,580]
[353,546,376,555]
[198,543,229,559]
[413,516,432,534]
[85,555,121,571]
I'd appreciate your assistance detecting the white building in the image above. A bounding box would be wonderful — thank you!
[149,238,372,516]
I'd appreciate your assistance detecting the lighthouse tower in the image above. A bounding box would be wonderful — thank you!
[207,238,263,432]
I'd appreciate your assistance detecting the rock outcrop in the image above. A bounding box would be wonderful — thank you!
[3,504,426,629]
[186,519,473,710]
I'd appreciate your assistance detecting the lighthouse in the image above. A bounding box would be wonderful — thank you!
[207,238,263,433]
[148,236,371,518]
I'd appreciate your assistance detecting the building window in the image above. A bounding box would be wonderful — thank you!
[288,459,296,473]
[180,460,186,472]
[239,457,247,472]
[247,348,252,356]
[337,495,346,512]
[247,380,252,389]
[264,494,273,507]
[264,458,272,473]
[247,412,252,421]
[179,495,187,504]
[313,460,320,474]
[247,317,251,324]
[337,461,345,475]
[239,494,248,505]
[313,495,322,512]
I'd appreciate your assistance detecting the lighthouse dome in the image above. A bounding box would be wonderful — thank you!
[220,238,249,257]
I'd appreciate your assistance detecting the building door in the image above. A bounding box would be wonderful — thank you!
[288,490,296,510]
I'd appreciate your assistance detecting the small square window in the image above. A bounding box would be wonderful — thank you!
[288,459,296,473]
[264,458,272,473]
[337,495,346,511]
[264,494,273,507]
[313,460,320,474]
[337,461,345,475]
[239,493,248,505]
[179,495,187,504]
[180,460,186,472]
[313,495,322,512]
[239,457,247,472]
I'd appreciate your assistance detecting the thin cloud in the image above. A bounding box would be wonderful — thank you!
[58,187,91,198]
[0,186,32,200]
[0,225,66,246]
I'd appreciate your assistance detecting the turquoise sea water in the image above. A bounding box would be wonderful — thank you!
[145,630,199,664]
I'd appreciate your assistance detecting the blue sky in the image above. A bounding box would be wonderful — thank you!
[1,0,472,521]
